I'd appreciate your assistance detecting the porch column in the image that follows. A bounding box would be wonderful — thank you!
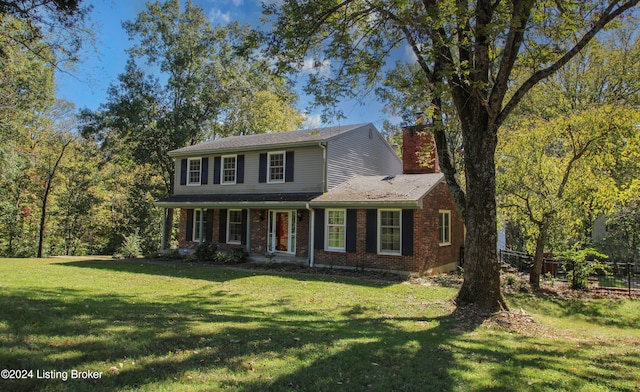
[161,208,167,250]
[246,208,251,254]
[309,205,315,267]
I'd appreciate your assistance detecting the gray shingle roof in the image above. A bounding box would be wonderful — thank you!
[169,123,371,157]
[310,173,444,207]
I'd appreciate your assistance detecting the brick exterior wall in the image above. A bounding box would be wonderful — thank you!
[314,182,464,275]
[402,125,439,174]
[175,182,462,275]
[178,208,309,257]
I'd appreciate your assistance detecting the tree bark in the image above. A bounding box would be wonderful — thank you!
[454,121,508,312]
[37,139,71,258]
[530,218,549,289]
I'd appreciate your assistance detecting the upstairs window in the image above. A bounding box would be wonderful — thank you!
[188,158,201,185]
[222,155,237,184]
[268,151,285,183]
[439,210,451,245]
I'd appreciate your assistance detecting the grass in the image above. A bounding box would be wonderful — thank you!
[0,258,638,392]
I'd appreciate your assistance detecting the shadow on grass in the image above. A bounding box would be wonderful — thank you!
[508,291,640,330]
[2,283,637,391]
[55,258,399,288]
[3,259,639,391]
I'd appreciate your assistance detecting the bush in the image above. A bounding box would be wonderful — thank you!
[502,272,529,293]
[228,247,248,263]
[560,247,610,290]
[194,242,217,262]
[119,231,143,258]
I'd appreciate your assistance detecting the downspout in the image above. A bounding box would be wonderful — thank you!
[320,141,327,192]
[309,141,327,267]
[307,203,314,267]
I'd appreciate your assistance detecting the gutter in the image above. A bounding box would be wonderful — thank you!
[154,201,313,209]
[169,140,324,158]
[308,200,422,209]
[319,141,327,192]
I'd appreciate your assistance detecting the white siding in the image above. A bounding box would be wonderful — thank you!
[326,124,402,189]
[174,145,325,195]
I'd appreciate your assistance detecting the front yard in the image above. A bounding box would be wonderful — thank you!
[0,258,638,391]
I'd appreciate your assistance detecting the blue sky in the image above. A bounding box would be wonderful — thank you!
[55,0,396,131]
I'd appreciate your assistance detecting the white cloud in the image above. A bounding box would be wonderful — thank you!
[208,8,231,24]
[232,0,244,6]
[300,58,331,77]
[301,113,322,129]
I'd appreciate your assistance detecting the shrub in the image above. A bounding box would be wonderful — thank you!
[194,242,217,262]
[119,231,143,258]
[227,247,248,263]
[560,247,610,290]
[214,251,231,264]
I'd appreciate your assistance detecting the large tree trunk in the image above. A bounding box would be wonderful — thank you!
[455,122,507,312]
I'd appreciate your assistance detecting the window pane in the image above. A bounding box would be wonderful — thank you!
[326,209,346,250]
[379,210,400,253]
[223,156,236,183]
[328,210,345,225]
[439,211,450,244]
[189,159,201,184]
[228,210,243,243]
[269,153,284,181]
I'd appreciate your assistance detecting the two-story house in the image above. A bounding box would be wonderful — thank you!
[156,123,464,275]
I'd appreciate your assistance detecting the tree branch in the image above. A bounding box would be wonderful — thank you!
[496,0,639,129]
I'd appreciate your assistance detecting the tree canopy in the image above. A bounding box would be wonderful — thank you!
[264,0,639,311]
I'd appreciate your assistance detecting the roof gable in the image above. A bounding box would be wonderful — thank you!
[169,123,371,157]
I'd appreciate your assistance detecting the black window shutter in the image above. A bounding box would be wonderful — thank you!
[241,209,248,245]
[206,210,214,242]
[259,153,267,183]
[365,209,377,253]
[346,209,357,253]
[213,157,221,184]
[180,159,187,186]
[285,151,294,182]
[186,209,194,241]
[219,209,227,243]
[402,209,414,256]
[201,157,209,184]
[314,208,325,250]
[237,155,245,184]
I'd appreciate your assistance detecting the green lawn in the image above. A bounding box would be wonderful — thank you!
[0,258,638,392]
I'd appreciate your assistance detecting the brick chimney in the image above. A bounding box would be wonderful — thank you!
[402,124,439,174]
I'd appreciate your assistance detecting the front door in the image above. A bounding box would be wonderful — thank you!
[268,210,296,254]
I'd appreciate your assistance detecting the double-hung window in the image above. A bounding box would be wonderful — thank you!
[192,210,203,242]
[439,210,451,245]
[326,209,346,251]
[221,155,237,184]
[188,158,201,185]
[379,209,401,255]
[268,152,285,183]
[227,210,243,244]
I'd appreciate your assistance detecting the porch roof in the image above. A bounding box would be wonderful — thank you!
[309,173,444,208]
[155,192,321,209]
